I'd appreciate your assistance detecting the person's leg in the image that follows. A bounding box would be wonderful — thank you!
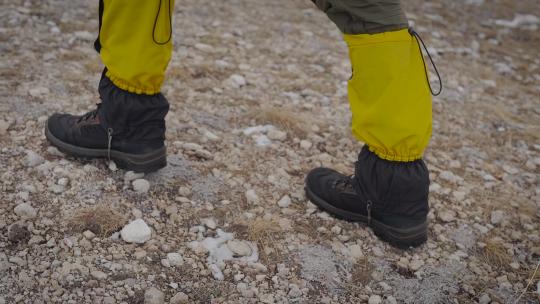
[45,0,175,173]
[306,0,433,248]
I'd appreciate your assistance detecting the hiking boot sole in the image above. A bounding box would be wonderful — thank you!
[305,185,427,249]
[45,124,167,173]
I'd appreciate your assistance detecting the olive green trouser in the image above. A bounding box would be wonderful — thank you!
[312,0,408,34]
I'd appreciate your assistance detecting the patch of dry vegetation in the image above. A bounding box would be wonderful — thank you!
[247,217,284,265]
[350,257,374,286]
[478,238,512,269]
[68,204,127,236]
[248,106,313,138]
[344,256,374,296]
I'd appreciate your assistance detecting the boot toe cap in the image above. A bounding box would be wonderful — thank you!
[305,167,342,200]
[46,113,73,142]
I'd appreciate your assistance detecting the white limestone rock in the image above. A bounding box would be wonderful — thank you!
[121,219,152,244]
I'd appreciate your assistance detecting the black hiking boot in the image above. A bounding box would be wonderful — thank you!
[45,74,169,173]
[305,146,430,248]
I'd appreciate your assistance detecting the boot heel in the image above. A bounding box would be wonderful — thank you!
[111,147,167,173]
[371,221,428,249]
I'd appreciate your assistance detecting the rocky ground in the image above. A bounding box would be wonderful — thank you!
[1,0,539,303]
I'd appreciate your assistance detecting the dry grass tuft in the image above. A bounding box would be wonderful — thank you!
[248,106,313,138]
[247,217,284,264]
[247,217,281,240]
[486,103,540,141]
[344,256,374,296]
[350,256,374,286]
[478,239,512,269]
[68,204,127,236]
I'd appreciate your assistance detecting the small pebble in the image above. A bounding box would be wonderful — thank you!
[478,293,491,304]
[24,150,44,167]
[144,287,165,304]
[277,195,291,208]
[82,230,95,240]
[438,209,456,222]
[14,203,37,219]
[245,189,259,204]
[368,295,382,304]
[409,259,424,271]
[227,74,246,88]
[300,140,312,150]
[170,292,189,304]
[167,253,184,267]
[90,270,107,280]
[202,218,217,230]
[490,210,504,225]
[133,179,150,193]
[125,171,144,182]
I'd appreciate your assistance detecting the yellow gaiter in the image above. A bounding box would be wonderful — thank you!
[98,0,174,95]
[344,29,432,162]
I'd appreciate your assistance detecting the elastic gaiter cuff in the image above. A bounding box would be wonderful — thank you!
[353,146,430,219]
[98,73,169,142]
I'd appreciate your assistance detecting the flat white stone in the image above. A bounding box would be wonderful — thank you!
[121,219,151,244]
[227,240,252,257]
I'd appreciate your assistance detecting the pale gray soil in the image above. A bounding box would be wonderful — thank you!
[0,0,539,303]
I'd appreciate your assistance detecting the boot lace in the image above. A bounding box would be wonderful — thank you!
[77,104,102,123]
[332,175,355,192]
